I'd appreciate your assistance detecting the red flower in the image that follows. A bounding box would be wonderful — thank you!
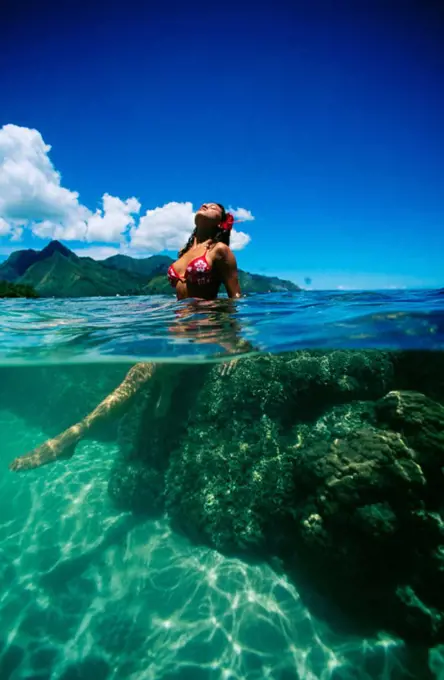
[220,213,234,232]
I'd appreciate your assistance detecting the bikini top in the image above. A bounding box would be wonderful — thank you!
[167,251,218,287]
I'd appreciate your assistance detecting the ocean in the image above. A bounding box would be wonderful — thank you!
[1,290,444,680]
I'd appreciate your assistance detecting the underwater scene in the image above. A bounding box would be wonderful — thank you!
[1,290,444,680]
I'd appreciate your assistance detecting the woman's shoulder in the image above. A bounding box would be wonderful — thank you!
[212,242,233,260]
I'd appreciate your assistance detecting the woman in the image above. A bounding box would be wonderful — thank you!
[167,202,241,300]
[9,203,243,471]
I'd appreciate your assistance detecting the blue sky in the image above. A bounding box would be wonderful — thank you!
[0,0,443,289]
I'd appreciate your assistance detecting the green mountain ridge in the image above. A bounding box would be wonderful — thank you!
[19,251,146,297]
[103,254,173,278]
[0,240,301,297]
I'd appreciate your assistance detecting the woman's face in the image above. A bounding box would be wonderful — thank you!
[195,203,224,225]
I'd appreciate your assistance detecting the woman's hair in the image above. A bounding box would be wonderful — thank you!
[178,203,230,257]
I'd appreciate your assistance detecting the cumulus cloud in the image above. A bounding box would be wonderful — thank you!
[230,229,251,250]
[0,124,254,252]
[130,201,195,252]
[0,218,10,236]
[0,124,90,237]
[85,194,141,242]
[0,124,140,244]
[229,207,255,222]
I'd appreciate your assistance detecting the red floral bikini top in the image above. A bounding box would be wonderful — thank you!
[168,213,238,288]
[167,251,217,287]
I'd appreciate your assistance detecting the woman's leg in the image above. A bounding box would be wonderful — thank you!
[9,362,156,471]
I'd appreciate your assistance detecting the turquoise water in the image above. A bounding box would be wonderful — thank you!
[0,290,443,364]
[1,292,444,680]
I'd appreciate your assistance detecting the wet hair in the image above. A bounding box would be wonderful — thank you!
[178,203,230,257]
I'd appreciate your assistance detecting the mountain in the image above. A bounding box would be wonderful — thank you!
[103,254,172,277]
[0,240,150,297]
[19,251,147,297]
[0,248,42,282]
[238,271,299,293]
[0,241,301,297]
[0,240,76,282]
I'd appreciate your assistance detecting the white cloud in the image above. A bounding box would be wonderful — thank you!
[85,194,141,242]
[0,218,10,236]
[0,124,139,244]
[0,124,253,253]
[229,207,255,222]
[130,201,195,252]
[228,207,254,250]
[0,124,90,235]
[32,218,87,240]
[231,229,251,250]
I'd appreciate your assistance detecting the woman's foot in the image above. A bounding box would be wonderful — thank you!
[9,424,84,472]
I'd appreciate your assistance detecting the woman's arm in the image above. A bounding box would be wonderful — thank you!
[215,244,242,299]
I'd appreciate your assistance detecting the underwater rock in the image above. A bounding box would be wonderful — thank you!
[283,349,395,415]
[108,461,165,514]
[116,363,207,464]
[166,396,444,642]
[164,350,394,554]
[166,413,297,553]
[192,350,394,428]
[109,351,444,644]
[109,364,208,513]
[291,416,444,643]
[294,400,376,445]
[375,390,444,475]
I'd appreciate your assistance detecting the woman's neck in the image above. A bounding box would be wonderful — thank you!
[194,229,214,246]
[191,237,211,252]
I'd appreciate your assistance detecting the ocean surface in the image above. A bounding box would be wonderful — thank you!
[1,291,444,680]
[0,290,443,364]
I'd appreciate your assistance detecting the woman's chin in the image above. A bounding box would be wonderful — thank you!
[194,213,214,229]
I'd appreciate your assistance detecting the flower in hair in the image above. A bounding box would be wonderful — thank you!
[220,213,234,232]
